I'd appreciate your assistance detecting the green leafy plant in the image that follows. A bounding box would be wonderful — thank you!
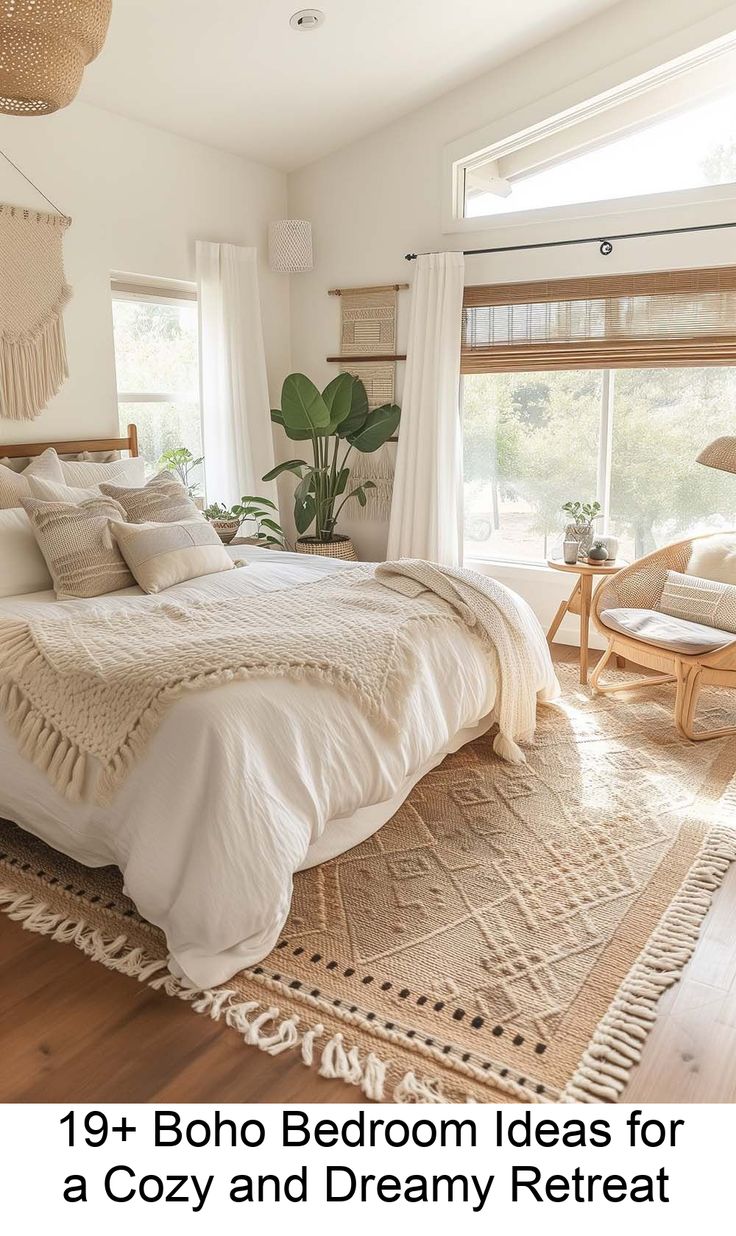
[203,496,286,549]
[158,446,204,497]
[264,373,400,542]
[561,499,602,526]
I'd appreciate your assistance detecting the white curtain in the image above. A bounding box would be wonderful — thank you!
[196,241,277,507]
[387,251,465,565]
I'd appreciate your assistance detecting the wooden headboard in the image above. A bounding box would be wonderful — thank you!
[1,423,139,459]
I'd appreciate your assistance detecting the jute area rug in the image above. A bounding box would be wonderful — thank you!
[1,664,735,1104]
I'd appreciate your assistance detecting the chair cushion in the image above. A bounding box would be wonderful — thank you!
[600,607,736,654]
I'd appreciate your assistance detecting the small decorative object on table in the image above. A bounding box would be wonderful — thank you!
[587,540,609,564]
[265,371,400,559]
[561,498,602,560]
[204,497,286,549]
[598,534,619,561]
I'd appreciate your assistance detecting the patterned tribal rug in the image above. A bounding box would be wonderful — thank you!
[1,664,735,1104]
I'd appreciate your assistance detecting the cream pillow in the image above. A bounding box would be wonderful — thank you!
[0,508,54,597]
[60,455,146,489]
[100,471,202,523]
[111,519,234,593]
[0,448,65,509]
[659,570,736,635]
[27,475,98,503]
[686,534,736,586]
[21,495,134,600]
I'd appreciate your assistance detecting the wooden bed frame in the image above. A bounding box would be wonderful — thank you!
[1,423,139,459]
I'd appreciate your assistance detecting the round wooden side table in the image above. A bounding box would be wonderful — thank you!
[546,558,626,685]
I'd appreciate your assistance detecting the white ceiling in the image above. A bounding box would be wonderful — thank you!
[80,0,619,171]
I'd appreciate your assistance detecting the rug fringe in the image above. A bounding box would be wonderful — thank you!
[0,886,450,1104]
[563,820,736,1102]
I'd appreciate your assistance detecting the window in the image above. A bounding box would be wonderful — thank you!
[451,34,736,224]
[462,268,736,563]
[463,367,736,564]
[111,278,203,491]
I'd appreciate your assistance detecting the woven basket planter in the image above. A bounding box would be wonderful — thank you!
[0,0,112,116]
[207,518,241,545]
[296,535,357,561]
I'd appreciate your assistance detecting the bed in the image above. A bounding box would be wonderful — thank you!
[0,430,555,989]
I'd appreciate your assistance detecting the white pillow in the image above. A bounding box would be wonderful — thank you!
[686,534,736,586]
[27,475,99,504]
[0,448,65,509]
[0,508,54,597]
[59,455,146,489]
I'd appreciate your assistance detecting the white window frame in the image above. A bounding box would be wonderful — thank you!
[443,30,736,236]
[110,274,201,434]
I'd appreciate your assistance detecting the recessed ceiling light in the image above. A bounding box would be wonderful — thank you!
[290,9,325,32]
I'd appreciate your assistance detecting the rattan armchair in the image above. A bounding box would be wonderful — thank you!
[591,532,736,742]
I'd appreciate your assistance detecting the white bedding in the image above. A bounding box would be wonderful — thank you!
[0,549,546,988]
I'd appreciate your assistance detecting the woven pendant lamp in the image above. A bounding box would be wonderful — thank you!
[0,0,112,116]
[697,436,736,476]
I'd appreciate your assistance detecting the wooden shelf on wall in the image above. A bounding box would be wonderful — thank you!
[326,353,407,363]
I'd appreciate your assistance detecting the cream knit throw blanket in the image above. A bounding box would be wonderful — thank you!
[0,561,557,803]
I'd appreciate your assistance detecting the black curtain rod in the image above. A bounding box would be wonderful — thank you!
[404,218,736,261]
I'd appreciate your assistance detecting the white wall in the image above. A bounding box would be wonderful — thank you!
[0,101,290,446]
[287,0,736,636]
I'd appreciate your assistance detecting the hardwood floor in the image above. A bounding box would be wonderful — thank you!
[1,645,735,1104]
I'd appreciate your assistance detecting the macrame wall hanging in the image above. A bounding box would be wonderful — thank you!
[328,282,407,520]
[0,154,71,421]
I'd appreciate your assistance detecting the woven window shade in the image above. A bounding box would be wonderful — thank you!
[462,266,736,373]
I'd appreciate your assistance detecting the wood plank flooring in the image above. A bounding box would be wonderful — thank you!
[1,647,735,1104]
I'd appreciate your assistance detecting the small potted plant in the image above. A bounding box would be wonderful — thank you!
[587,539,609,564]
[203,496,286,549]
[561,499,602,560]
[265,372,400,559]
[158,446,204,498]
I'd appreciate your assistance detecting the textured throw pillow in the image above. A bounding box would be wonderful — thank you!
[0,509,54,597]
[60,455,146,489]
[659,570,736,635]
[686,533,736,586]
[111,519,234,593]
[0,448,65,509]
[27,475,98,503]
[21,496,134,599]
[100,471,201,523]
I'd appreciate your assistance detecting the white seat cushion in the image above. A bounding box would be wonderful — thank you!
[600,607,736,655]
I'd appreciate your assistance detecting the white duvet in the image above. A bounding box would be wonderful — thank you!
[0,549,551,987]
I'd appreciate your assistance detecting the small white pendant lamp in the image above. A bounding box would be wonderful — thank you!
[268,219,314,273]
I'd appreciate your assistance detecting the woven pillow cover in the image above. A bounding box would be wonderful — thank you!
[659,569,736,635]
[100,472,201,523]
[111,519,234,593]
[60,455,146,489]
[0,448,65,510]
[21,496,134,599]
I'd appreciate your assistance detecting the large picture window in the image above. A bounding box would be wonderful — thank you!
[111,279,203,489]
[462,267,736,564]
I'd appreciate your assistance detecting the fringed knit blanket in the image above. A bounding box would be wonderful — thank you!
[0,560,558,803]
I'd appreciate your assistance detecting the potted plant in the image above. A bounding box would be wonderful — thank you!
[587,539,609,563]
[203,496,286,549]
[158,446,204,498]
[264,372,400,559]
[561,499,602,560]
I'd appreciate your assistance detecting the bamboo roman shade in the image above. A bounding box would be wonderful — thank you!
[462,266,736,372]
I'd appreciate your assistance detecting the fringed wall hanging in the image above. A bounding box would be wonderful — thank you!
[327,282,408,520]
[0,202,71,420]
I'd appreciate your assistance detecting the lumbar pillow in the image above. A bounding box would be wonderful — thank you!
[59,455,146,489]
[0,508,54,597]
[686,533,736,586]
[0,448,65,509]
[111,518,234,593]
[659,569,736,635]
[100,471,201,523]
[21,496,134,599]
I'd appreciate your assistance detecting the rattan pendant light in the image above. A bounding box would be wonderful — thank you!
[0,0,112,116]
